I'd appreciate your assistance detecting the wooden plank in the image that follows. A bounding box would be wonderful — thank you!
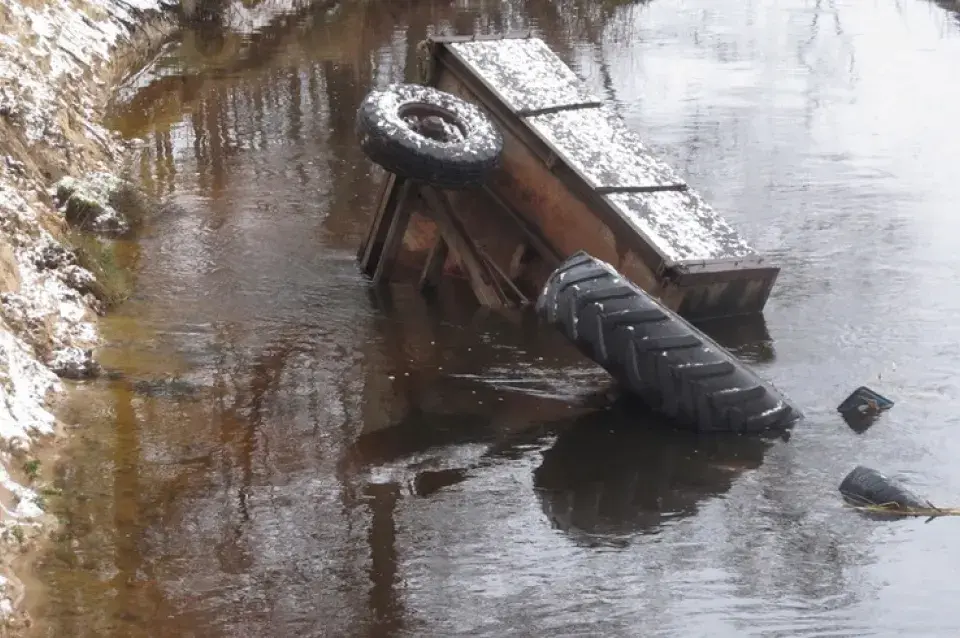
[418,186,507,308]
[359,173,401,275]
[418,235,449,292]
[371,180,415,284]
[477,245,529,305]
[507,243,527,280]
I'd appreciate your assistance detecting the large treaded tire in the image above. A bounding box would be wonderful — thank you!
[535,251,802,433]
[355,84,503,189]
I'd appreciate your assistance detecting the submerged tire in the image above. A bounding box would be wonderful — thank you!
[535,251,802,433]
[839,466,931,510]
[355,83,504,189]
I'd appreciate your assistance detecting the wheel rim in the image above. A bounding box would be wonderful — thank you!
[398,103,466,144]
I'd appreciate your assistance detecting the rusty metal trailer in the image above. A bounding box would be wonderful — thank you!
[358,34,780,321]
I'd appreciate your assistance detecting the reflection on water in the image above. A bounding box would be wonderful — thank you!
[27,0,960,635]
[695,314,776,365]
[534,400,779,544]
[934,0,960,25]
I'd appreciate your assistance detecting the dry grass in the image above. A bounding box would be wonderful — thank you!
[845,502,960,520]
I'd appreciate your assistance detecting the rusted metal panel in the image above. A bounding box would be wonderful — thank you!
[430,48,667,280]
[432,45,673,276]
[671,275,776,319]
[480,184,562,265]
[484,134,665,295]
[414,35,780,318]
[424,32,533,44]
[668,261,780,319]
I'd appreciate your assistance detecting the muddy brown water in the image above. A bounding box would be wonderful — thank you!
[24,0,960,636]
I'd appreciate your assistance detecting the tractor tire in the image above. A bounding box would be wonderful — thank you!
[535,251,802,433]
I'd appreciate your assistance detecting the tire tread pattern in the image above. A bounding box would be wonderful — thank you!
[536,251,802,433]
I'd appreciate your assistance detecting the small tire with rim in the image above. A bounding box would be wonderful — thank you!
[355,83,504,189]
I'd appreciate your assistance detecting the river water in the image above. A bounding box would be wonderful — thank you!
[25,0,960,636]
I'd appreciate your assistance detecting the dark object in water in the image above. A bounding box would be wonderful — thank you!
[839,465,932,511]
[411,468,469,497]
[535,251,801,433]
[533,400,778,541]
[837,386,894,433]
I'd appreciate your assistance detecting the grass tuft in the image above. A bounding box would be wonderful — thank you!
[22,459,40,482]
[67,231,135,308]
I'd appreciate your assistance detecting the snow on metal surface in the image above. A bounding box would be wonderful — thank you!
[607,190,756,263]
[528,106,686,190]
[447,37,756,265]
[450,38,599,114]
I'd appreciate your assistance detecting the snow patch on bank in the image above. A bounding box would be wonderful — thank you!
[0,0,162,142]
[0,182,89,623]
[0,173,100,535]
[0,0,332,622]
[0,0,171,624]
[56,172,133,235]
[0,330,59,444]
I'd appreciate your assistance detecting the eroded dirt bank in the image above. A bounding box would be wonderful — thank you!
[0,0,177,631]
[0,0,341,629]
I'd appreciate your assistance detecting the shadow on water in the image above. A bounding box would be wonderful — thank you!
[533,399,782,545]
[346,391,783,546]
[695,313,776,365]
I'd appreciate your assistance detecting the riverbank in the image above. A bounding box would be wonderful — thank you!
[0,0,177,631]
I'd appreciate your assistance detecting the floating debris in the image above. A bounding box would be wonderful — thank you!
[837,385,894,433]
[839,466,954,518]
